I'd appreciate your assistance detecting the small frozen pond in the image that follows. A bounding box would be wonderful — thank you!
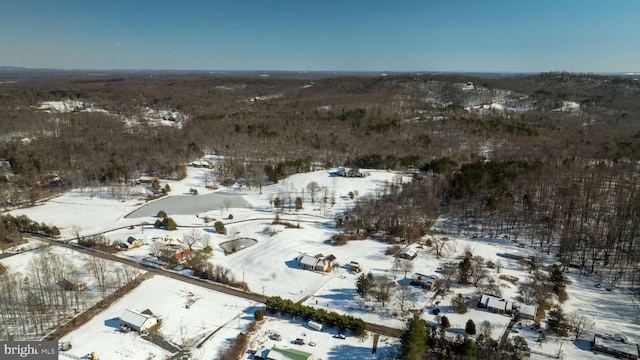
[126,193,251,218]
[219,238,258,254]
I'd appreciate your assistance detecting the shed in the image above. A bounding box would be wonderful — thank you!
[592,334,639,360]
[120,309,158,332]
[346,261,362,273]
[398,247,418,260]
[267,347,313,360]
[56,279,86,292]
[126,236,143,248]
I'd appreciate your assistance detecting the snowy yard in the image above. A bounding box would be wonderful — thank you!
[5,162,640,359]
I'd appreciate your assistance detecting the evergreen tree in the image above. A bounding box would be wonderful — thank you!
[458,257,471,284]
[451,293,468,313]
[547,305,568,336]
[549,268,566,293]
[214,221,227,235]
[453,335,478,357]
[355,272,375,298]
[400,315,427,360]
[441,315,450,329]
[510,336,531,359]
[465,319,476,334]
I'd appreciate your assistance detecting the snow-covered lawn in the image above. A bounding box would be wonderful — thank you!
[246,316,400,360]
[60,275,256,360]
[5,162,640,359]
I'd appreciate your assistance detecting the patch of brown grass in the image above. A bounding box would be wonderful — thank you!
[499,274,519,283]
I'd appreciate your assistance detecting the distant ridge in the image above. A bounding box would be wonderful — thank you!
[0,66,637,79]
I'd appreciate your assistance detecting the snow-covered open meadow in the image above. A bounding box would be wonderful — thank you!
[5,159,640,359]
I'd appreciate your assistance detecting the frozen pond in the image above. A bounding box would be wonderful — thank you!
[125,193,251,218]
[219,238,258,254]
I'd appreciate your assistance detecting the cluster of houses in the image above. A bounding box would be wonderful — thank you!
[188,160,213,168]
[297,253,338,272]
[335,167,367,178]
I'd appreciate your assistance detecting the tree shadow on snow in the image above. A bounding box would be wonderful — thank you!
[314,288,357,301]
[326,343,374,360]
[241,305,264,321]
[572,339,592,351]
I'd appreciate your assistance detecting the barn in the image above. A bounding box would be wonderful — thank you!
[266,347,313,360]
[119,309,158,332]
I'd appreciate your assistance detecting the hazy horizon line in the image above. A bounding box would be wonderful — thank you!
[1,65,638,77]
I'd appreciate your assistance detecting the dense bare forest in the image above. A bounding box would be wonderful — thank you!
[1,70,640,288]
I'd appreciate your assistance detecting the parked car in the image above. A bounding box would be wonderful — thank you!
[309,341,316,347]
[271,333,282,341]
[333,333,346,339]
[294,338,305,345]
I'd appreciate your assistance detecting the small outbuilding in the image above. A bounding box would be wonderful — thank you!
[120,309,158,332]
[56,279,86,292]
[398,247,418,260]
[346,261,362,273]
[592,334,639,360]
[266,347,313,360]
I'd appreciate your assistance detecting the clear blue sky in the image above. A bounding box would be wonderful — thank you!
[1,0,639,72]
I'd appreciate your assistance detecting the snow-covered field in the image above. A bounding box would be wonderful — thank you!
[6,161,640,359]
[59,275,256,360]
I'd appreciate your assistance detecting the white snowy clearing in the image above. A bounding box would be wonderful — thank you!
[7,160,640,360]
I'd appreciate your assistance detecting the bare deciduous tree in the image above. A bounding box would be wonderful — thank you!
[306,181,320,203]
[395,284,417,312]
[432,236,450,257]
[183,229,210,251]
[400,259,414,278]
[566,313,595,340]
[372,276,396,307]
[480,320,493,339]
[440,263,457,290]
[87,256,110,294]
[471,256,489,287]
